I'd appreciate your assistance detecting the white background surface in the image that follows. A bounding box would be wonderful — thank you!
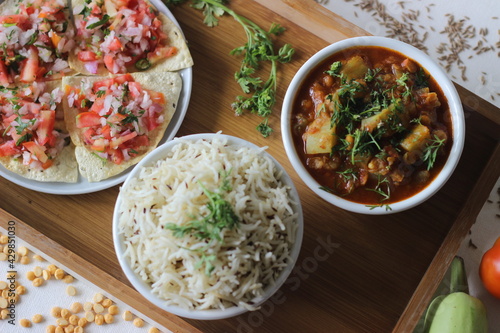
[317,0,500,109]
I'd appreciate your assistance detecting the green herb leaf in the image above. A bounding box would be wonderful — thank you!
[165,172,239,244]
[422,134,446,170]
[86,14,110,29]
[256,118,272,137]
[168,0,294,137]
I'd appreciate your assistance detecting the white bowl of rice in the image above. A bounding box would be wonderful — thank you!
[113,133,303,320]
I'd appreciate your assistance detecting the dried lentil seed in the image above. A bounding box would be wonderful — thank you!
[61,308,70,319]
[77,317,88,327]
[66,286,77,297]
[104,313,114,324]
[63,275,74,284]
[94,314,104,325]
[93,303,104,313]
[42,270,51,280]
[84,311,94,322]
[56,318,69,326]
[68,314,79,325]
[33,266,43,277]
[46,325,56,333]
[26,271,36,281]
[16,285,26,295]
[51,307,62,318]
[32,277,43,287]
[64,324,75,333]
[47,264,58,274]
[133,317,144,327]
[20,318,31,327]
[20,256,30,265]
[32,313,43,323]
[0,298,8,308]
[70,302,82,314]
[54,269,65,280]
[93,293,104,303]
[18,246,29,256]
[122,310,133,321]
[108,305,119,315]
[102,298,112,308]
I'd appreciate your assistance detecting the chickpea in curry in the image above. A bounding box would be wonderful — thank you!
[292,46,453,206]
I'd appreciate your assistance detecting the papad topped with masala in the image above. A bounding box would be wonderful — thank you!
[69,0,193,76]
[0,0,76,85]
[62,71,181,182]
[0,80,78,182]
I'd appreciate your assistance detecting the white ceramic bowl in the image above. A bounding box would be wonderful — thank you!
[281,36,465,215]
[113,133,303,320]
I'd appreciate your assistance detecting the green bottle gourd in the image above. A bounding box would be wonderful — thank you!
[423,256,488,333]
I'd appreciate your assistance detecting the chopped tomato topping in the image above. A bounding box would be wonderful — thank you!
[22,141,49,163]
[20,47,39,83]
[147,46,178,65]
[36,110,56,146]
[71,75,165,165]
[78,51,99,62]
[0,141,19,157]
[76,112,102,128]
[0,59,11,87]
[74,0,177,73]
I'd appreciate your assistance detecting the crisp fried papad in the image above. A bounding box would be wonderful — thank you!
[0,0,76,84]
[62,72,182,182]
[69,0,193,76]
[0,81,78,182]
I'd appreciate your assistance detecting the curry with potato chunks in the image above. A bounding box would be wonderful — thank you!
[292,46,453,206]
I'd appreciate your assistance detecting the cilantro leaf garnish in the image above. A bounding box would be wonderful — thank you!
[164,0,295,137]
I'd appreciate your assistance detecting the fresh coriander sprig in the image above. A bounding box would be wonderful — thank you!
[165,172,239,276]
[422,135,446,170]
[163,0,295,136]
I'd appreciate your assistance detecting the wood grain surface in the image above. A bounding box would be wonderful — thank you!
[0,0,499,332]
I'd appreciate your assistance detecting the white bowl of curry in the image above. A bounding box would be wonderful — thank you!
[281,36,465,214]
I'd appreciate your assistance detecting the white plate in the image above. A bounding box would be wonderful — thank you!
[0,1,193,195]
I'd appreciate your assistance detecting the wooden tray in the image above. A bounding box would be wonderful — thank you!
[0,0,498,332]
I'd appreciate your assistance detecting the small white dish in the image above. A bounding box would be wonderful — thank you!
[281,36,465,215]
[113,133,303,319]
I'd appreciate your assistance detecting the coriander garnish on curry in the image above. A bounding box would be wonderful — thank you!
[292,46,453,205]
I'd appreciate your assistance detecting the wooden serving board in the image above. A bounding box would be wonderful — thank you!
[0,0,499,332]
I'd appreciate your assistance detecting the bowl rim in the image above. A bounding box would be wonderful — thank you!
[281,36,465,215]
[112,133,304,319]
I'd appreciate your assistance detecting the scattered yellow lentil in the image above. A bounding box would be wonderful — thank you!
[32,277,43,287]
[94,314,104,325]
[66,285,77,297]
[133,317,144,328]
[20,318,31,327]
[32,313,43,323]
[108,305,119,315]
[26,271,36,281]
[104,313,114,324]
[122,310,133,321]
[54,269,65,280]
[70,302,82,314]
